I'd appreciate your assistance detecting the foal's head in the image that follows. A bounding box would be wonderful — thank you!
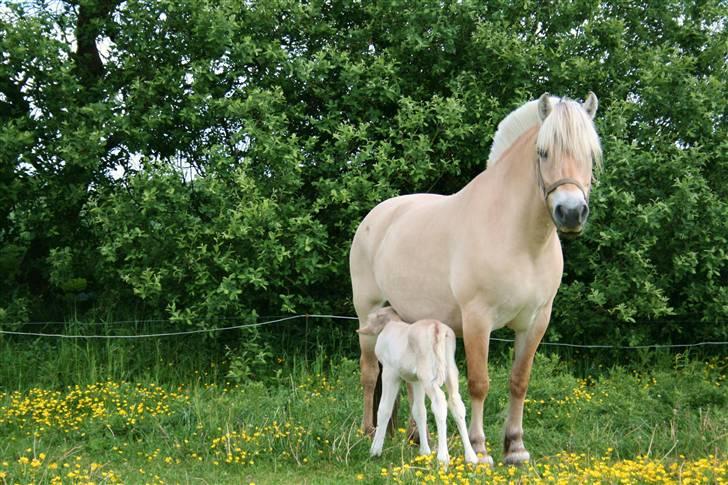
[535,92,602,238]
[357,306,403,336]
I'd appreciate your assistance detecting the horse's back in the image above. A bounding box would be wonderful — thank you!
[350,193,445,270]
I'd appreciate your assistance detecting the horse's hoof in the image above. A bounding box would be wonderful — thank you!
[503,449,530,466]
[364,426,376,438]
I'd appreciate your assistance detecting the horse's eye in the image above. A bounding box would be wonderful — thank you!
[537,148,548,159]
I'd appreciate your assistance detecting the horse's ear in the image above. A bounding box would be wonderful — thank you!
[583,91,598,119]
[537,92,552,121]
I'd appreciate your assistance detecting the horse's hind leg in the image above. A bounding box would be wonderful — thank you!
[359,331,380,436]
[354,290,386,436]
[351,230,386,436]
[504,304,551,465]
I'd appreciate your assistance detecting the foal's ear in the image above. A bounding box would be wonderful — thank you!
[537,92,552,121]
[356,325,377,336]
[582,91,598,119]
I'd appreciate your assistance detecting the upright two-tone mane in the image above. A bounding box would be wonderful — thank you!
[488,94,602,171]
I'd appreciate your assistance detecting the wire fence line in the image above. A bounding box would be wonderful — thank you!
[0,314,726,350]
[14,315,297,326]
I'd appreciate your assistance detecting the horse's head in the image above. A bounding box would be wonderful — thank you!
[536,92,602,238]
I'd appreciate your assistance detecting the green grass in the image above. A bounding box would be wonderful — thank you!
[0,335,726,484]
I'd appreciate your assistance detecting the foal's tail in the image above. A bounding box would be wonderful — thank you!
[432,322,449,388]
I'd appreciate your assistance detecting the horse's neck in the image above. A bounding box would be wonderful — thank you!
[473,130,557,252]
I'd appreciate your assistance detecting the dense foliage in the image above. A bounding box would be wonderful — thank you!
[1,0,726,346]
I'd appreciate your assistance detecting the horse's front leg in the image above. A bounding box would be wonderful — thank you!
[504,303,551,465]
[462,311,494,465]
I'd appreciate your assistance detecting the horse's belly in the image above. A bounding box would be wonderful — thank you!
[366,195,462,328]
[378,279,463,334]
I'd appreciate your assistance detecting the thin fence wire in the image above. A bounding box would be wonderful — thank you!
[14,315,293,326]
[0,314,725,350]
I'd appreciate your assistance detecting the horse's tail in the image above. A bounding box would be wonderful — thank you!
[432,322,448,388]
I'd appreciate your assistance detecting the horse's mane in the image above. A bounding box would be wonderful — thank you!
[487,96,602,170]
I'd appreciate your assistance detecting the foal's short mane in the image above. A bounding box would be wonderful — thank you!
[487,96,602,170]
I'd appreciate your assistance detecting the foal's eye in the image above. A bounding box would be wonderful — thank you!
[537,148,548,159]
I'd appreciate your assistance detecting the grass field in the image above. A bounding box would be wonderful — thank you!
[0,335,726,484]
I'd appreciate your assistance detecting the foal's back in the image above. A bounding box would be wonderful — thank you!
[408,319,456,387]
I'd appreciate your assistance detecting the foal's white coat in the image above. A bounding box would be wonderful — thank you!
[351,93,601,464]
[358,307,477,465]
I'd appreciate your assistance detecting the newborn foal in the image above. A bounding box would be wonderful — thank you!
[357,307,477,465]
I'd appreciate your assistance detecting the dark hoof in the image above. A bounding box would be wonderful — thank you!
[503,449,530,465]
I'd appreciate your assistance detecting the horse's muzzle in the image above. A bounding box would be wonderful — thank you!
[552,201,588,237]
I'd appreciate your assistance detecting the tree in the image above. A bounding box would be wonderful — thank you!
[1,0,725,346]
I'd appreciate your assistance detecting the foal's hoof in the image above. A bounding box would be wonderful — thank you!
[503,449,530,466]
[363,425,376,437]
[477,453,494,466]
[464,451,479,465]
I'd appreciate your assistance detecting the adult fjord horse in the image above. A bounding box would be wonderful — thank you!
[350,93,601,464]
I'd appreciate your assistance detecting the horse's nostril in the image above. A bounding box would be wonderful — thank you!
[555,205,565,222]
[580,205,589,223]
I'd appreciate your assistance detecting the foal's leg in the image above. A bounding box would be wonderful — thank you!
[423,384,450,465]
[370,367,400,457]
[359,332,380,436]
[462,313,494,465]
[409,382,431,456]
[445,355,478,464]
[503,305,550,465]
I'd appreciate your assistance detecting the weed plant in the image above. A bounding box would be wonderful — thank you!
[0,327,726,483]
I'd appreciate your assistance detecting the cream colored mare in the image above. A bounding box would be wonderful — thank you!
[350,93,601,465]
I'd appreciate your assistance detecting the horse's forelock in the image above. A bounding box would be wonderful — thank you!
[536,99,602,172]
